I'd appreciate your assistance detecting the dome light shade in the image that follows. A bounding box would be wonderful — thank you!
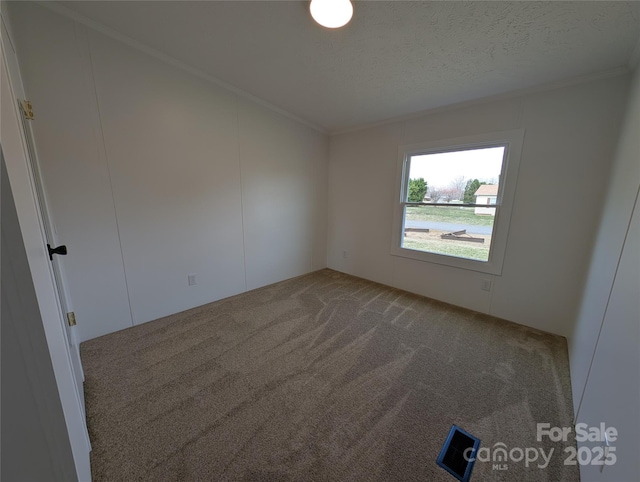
[310,0,353,29]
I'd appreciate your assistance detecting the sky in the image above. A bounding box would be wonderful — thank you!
[408,146,504,189]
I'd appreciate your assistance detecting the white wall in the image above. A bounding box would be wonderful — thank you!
[570,69,640,410]
[9,2,328,341]
[569,68,639,481]
[8,4,136,342]
[328,76,630,337]
[238,98,328,290]
[88,28,247,325]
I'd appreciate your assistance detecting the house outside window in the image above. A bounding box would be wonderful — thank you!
[391,130,524,275]
[474,184,498,215]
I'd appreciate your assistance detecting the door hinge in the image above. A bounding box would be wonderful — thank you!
[66,312,77,327]
[20,100,34,120]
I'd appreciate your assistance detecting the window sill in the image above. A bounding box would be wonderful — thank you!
[391,244,504,275]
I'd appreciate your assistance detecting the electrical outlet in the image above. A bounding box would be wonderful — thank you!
[481,279,492,292]
[188,274,197,286]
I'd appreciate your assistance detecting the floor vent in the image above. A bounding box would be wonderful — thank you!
[436,425,481,482]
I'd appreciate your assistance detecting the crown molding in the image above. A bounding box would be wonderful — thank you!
[37,1,328,135]
[331,66,630,136]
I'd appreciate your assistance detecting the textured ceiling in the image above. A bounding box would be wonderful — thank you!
[54,1,640,132]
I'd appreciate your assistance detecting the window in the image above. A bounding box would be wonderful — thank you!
[391,130,524,275]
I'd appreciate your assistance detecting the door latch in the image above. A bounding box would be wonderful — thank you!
[47,244,67,261]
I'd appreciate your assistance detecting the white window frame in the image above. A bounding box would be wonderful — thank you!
[391,129,524,275]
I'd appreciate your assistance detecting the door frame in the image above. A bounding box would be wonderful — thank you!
[1,23,91,481]
[17,95,86,415]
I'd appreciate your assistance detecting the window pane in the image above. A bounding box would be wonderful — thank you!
[402,205,494,261]
[407,146,504,203]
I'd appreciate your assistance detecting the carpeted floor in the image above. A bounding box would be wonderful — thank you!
[82,269,579,481]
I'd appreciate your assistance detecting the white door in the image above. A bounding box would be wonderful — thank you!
[2,37,91,479]
[17,99,86,412]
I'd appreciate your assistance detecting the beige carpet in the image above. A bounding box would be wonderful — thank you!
[82,269,579,481]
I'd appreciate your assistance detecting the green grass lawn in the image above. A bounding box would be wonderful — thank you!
[405,206,494,226]
[403,238,489,261]
[402,236,491,261]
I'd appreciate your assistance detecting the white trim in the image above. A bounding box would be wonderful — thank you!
[1,24,92,482]
[391,129,524,275]
[17,94,89,416]
[0,6,16,53]
[332,67,629,136]
[37,0,327,135]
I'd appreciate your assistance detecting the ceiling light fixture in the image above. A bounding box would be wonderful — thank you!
[310,0,353,29]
